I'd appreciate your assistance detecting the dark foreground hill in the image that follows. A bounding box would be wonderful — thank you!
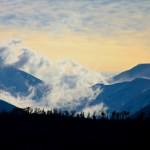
[0,113,149,149]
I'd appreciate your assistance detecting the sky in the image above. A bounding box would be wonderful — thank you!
[0,0,150,73]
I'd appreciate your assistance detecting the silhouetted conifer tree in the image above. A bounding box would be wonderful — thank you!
[100,111,106,119]
[92,111,96,120]
[71,110,76,117]
[87,112,91,119]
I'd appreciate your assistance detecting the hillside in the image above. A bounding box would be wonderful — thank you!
[0,99,16,112]
[111,64,150,83]
[0,66,49,101]
[90,78,150,114]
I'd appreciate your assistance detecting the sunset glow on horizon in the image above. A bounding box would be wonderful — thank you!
[0,0,150,73]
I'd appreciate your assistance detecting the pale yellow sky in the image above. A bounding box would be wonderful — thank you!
[0,0,150,73]
[0,28,149,73]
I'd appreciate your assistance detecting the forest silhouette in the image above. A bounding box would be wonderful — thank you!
[0,107,149,149]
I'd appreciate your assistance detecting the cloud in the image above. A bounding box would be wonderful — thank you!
[0,0,149,36]
[14,48,51,76]
[0,39,51,79]
[0,39,108,112]
[0,89,46,109]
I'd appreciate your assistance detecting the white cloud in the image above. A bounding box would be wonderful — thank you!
[0,90,38,109]
[0,39,108,112]
[0,39,51,79]
[0,0,149,35]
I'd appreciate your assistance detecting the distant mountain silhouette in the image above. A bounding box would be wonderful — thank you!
[132,104,150,119]
[0,64,150,116]
[110,63,150,83]
[0,99,16,112]
[91,63,150,115]
[91,78,150,114]
[0,66,49,101]
[121,88,150,115]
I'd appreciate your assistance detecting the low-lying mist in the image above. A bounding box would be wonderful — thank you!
[0,39,109,114]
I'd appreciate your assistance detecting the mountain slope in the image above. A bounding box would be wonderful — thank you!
[0,66,49,101]
[132,104,150,119]
[90,78,150,114]
[121,89,150,114]
[111,64,150,83]
[0,99,16,112]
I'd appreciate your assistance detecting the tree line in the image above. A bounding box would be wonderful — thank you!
[18,107,130,119]
[1,106,147,120]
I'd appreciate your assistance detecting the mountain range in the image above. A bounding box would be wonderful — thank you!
[0,66,50,111]
[110,63,150,83]
[0,63,150,116]
[0,66,49,101]
[90,63,150,115]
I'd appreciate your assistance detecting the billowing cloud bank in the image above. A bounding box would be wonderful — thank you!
[0,40,108,114]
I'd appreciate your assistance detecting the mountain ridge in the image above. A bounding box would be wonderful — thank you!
[0,99,16,112]
[0,66,49,101]
[110,63,150,83]
[91,77,150,115]
[0,63,150,116]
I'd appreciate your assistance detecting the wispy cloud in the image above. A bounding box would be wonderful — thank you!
[0,39,51,77]
[0,0,149,36]
[0,39,107,111]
